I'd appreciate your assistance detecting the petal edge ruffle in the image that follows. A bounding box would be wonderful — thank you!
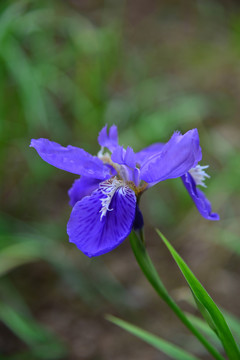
[30,138,111,179]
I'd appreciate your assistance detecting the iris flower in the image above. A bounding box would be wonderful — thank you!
[30,125,219,257]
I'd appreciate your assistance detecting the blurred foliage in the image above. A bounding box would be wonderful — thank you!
[0,0,240,359]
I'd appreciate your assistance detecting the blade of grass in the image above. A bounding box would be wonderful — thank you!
[106,315,200,360]
[181,292,240,347]
[157,229,240,359]
[1,38,48,130]
[222,311,240,346]
[0,301,66,359]
[185,313,222,348]
[0,240,41,276]
[129,231,225,360]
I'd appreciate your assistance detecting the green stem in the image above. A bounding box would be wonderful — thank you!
[130,231,225,360]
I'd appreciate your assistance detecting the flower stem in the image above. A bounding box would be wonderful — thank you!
[129,231,225,360]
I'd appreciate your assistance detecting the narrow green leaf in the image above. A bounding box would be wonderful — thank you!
[106,315,200,360]
[130,231,225,360]
[222,311,240,346]
[129,231,169,300]
[185,313,222,348]
[0,2,26,44]
[192,292,217,333]
[1,38,48,130]
[157,229,240,360]
[183,296,240,347]
[0,240,41,276]
[0,301,66,359]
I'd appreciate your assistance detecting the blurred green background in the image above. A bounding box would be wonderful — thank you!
[0,0,240,359]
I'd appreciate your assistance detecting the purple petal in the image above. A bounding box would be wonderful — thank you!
[181,173,220,220]
[67,183,136,257]
[135,143,165,166]
[98,125,118,152]
[111,146,136,169]
[133,204,144,230]
[30,138,110,179]
[68,177,101,207]
[140,129,202,183]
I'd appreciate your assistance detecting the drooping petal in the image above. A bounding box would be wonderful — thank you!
[30,139,110,179]
[181,173,220,220]
[98,124,118,152]
[140,129,202,184]
[135,142,165,166]
[68,177,101,207]
[67,182,136,257]
[111,145,136,169]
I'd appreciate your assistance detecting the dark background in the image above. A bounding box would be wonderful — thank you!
[0,0,240,359]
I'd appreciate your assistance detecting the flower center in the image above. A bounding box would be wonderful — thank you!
[97,148,147,199]
[189,164,210,187]
[98,149,130,182]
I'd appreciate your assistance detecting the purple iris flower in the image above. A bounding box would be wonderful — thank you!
[30,125,219,257]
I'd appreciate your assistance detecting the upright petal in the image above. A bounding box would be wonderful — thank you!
[98,125,118,152]
[111,146,136,169]
[140,129,202,183]
[135,142,165,166]
[181,173,220,220]
[67,183,136,257]
[68,177,101,207]
[30,139,110,179]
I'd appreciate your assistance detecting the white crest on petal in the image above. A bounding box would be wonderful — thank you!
[99,177,127,220]
[189,164,210,188]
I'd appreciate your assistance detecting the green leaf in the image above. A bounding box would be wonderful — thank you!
[183,296,240,347]
[106,315,200,360]
[185,313,222,348]
[129,231,169,300]
[0,239,41,276]
[222,310,240,346]
[0,301,66,359]
[0,38,48,131]
[157,229,240,360]
[130,231,225,360]
[192,292,217,333]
